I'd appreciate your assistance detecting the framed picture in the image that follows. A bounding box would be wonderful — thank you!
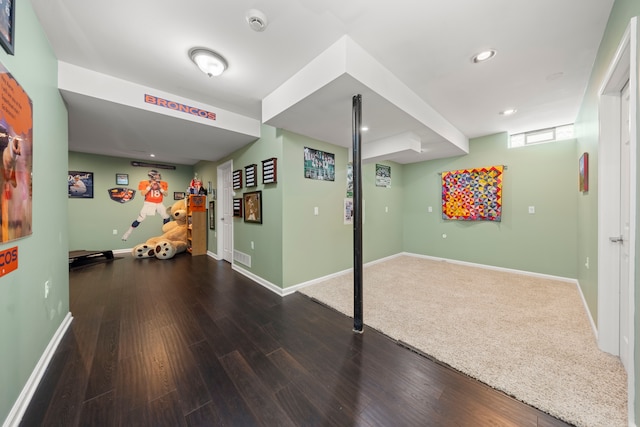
[68,171,94,198]
[0,0,15,55]
[579,152,589,192]
[262,158,277,184]
[375,164,391,188]
[233,198,242,217]
[116,173,128,185]
[304,147,335,181]
[245,164,257,187]
[209,201,215,230]
[173,191,186,200]
[243,191,262,224]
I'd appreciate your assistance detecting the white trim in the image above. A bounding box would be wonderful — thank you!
[207,251,220,260]
[232,264,286,296]
[597,17,637,425]
[403,252,577,283]
[3,313,73,427]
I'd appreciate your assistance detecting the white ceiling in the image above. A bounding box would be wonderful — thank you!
[30,0,614,166]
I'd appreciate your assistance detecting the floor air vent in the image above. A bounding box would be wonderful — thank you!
[233,250,251,268]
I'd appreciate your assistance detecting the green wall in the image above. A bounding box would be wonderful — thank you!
[403,133,578,278]
[68,152,194,251]
[281,130,404,287]
[0,0,70,422]
[574,0,640,421]
[220,125,285,286]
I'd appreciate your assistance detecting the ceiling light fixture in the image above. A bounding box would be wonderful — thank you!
[472,49,497,63]
[499,109,517,116]
[189,48,228,77]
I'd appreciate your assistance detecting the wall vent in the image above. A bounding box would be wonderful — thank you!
[233,250,251,268]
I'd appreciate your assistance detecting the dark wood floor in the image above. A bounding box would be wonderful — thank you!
[20,254,573,426]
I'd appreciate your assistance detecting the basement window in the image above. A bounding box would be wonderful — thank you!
[509,124,574,148]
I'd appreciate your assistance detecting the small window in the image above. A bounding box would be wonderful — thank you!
[509,124,574,148]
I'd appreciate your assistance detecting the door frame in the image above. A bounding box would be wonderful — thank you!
[597,16,637,423]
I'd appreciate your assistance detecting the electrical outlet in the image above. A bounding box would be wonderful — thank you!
[112,229,118,235]
[44,280,50,298]
[251,241,254,250]
[314,207,319,216]
[528,206,535,214]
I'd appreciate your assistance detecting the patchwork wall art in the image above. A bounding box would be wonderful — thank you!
[442,165,503,221]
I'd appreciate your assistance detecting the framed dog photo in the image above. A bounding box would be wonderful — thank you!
[243,191,262,224]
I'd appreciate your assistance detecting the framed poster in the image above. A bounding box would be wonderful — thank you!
[173,191,185,200]
[245,164,257,187]
[304,147,335,181]
[116,173,128,185]
[375,164,391,187]
[0,0,15,55]
[0,62,32,243]
[243,191,262,224]
[69,171,94,198]
[209,201,215,230]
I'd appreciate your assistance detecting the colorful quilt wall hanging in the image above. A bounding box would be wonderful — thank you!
[442,165,503,221]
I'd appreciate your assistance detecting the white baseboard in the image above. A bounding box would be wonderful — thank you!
[3,312,73,427]
[207,251,220,260]
[232,264,286,296]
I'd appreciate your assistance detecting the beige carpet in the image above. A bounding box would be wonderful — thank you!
[298,255,627,427]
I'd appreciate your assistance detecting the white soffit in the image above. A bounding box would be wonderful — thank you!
[362,132,421,164]
[263,36,469,163]
[58,61,261,138]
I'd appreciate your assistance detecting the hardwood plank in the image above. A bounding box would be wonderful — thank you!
[77,390,116,426]
[190,340,261,427]
[219,350,296,427]
[84,319,120,400]
[159,324,211,415]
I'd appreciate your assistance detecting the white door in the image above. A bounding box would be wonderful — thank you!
[619,81,631,371]
[218,160,233,263]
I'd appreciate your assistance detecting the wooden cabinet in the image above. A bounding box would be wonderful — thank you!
[187,195,207,256]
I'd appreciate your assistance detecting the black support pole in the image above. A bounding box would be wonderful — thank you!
[352,94,363,333]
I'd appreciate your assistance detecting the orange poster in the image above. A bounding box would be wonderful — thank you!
[0,62,33,242]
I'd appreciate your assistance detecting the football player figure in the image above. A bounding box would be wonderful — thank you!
[122,169,170,241]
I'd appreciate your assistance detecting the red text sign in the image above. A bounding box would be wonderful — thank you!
[0,246,18,277]
[144,94,217,121]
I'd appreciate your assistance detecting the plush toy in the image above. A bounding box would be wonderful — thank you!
[131,199,189,259]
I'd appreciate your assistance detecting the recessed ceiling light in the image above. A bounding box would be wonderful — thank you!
[499,109,517,116]
[150,153,156,158]
[472,49,497,63]
[361,126,369,132]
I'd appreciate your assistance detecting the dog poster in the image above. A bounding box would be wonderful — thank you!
[0,62,32,242]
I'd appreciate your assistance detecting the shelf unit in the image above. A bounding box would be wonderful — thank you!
[187,195,207,256]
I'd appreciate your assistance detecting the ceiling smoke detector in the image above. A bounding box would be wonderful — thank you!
[246,9,268,32]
